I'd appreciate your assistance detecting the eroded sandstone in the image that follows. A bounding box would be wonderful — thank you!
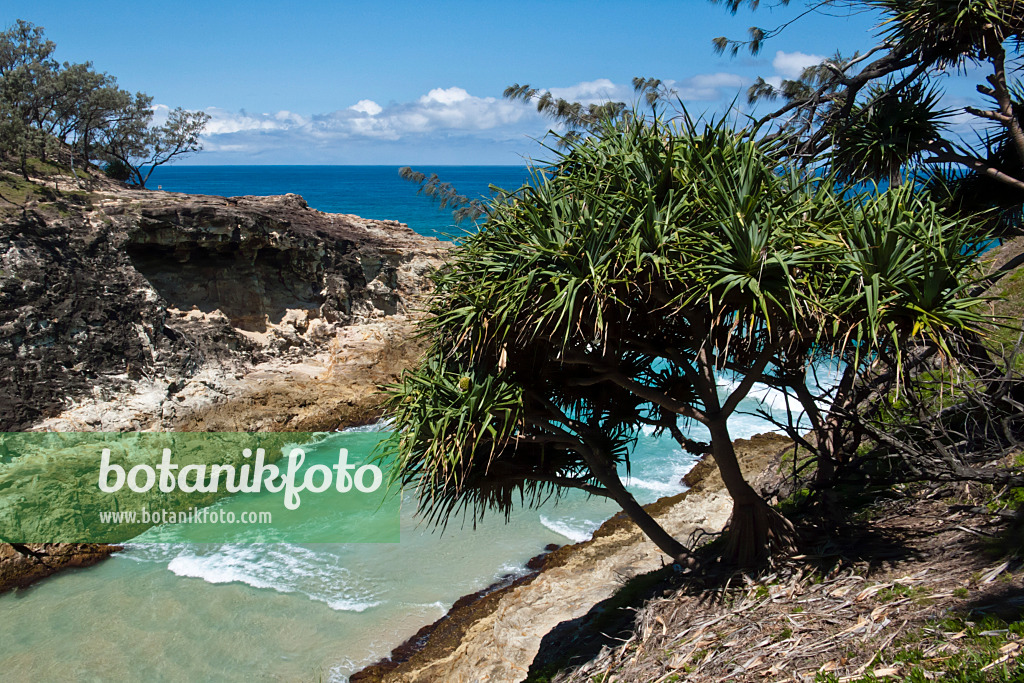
[0,187,445,431]
[0,180,448,591]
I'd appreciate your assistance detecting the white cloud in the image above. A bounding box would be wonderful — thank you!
[688,73,745,89]
[548,78,628,103]
[202,107,309,135]
[350,99,383,116]
[273,110,303,122]
[323,88,527,141]
[772,50,825,79]
[672,72,746,101]
[545,74,746,107]
[198,87,534,160]
[195,75,751,162]
[419,87,472,106]
[150,103,171,125]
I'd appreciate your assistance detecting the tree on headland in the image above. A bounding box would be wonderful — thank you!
[385,114,990,565]
[99,103,209,189]
[385,1,1019,566]
[0,20,208,187]
[0,20,59,178]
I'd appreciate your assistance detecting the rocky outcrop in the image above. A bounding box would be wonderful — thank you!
[0,186,445,431]
[0,178,448,592]
[0,543,121,593]
[113,192,437,330]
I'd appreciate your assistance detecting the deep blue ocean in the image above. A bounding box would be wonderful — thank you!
[147,165,533,241]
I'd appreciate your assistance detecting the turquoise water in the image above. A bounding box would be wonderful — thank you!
[0,426,688,681]
[0,167,823,681]
[0,410,794,681]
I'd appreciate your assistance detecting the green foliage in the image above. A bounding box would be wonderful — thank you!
[398,166,486,223]
[0,20,207,183]
[875,583,932,604]
[823,613,1024,682]
[871,0,1024,69]
[103,158,131,182]
[383,112,991,563]
[776,487,812,516]
[99,102,209,188]
[387,116,817,526]
[832,81,950,185]
[504,83,629,132]
[0,171,54,209]
[385,357,526,525]
[709,0,1024,213]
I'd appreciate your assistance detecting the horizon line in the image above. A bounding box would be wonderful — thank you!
[166,163,531,168]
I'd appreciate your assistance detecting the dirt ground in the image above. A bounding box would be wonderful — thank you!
[545,481,1024,682]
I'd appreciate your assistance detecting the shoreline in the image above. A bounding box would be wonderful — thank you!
[4,170,799,680]
[0,386,400,594]
[0,543,123,593]
[352,432,792,683]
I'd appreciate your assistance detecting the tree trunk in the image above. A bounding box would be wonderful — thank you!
[608,482,691,562]
[790,378,837,487]
[582,445,690,563]
[889,166,901,188]
[708,418,795,567]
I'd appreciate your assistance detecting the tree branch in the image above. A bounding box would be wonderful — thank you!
[924,150,1024,193]
[986,34,1024,169]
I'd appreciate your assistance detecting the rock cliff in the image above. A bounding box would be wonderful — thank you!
[0,179,447,591]
[0,187,445,431]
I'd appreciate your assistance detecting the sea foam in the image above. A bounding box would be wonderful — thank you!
[163,543,382,612]
[540,515,601,543]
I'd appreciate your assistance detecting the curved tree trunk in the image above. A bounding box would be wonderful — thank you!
[708,418,795,567]
[582,445,690,563]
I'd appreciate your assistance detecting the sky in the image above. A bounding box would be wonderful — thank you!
[2,0,986,165]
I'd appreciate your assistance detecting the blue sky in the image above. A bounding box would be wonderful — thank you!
[4,1,983,164]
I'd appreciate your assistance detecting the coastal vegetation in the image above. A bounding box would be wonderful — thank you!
[2,4,1024,680]
[0,20,208,188]
[375,2,1024,679]
[387,1,1024,569]
[384,114,994,566]
[715,0,1024,203]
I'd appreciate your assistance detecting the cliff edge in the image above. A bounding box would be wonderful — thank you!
[0,183,446,431]
[0,171,448,591]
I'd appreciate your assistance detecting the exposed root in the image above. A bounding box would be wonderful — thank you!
[722,498,797,567]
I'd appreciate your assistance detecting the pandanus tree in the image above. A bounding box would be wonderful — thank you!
[383,115,990,566]
[757,188,992,488]
[714,0,1024,209]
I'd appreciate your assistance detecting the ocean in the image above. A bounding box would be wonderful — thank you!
[147,165,535,241]
[0,166,797,682]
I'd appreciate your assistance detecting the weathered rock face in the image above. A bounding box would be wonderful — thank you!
[0,189,445,430]
[114,192,436,330]
[0,543,121,593]
[0,182,447,592]
[0,206,169,429]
